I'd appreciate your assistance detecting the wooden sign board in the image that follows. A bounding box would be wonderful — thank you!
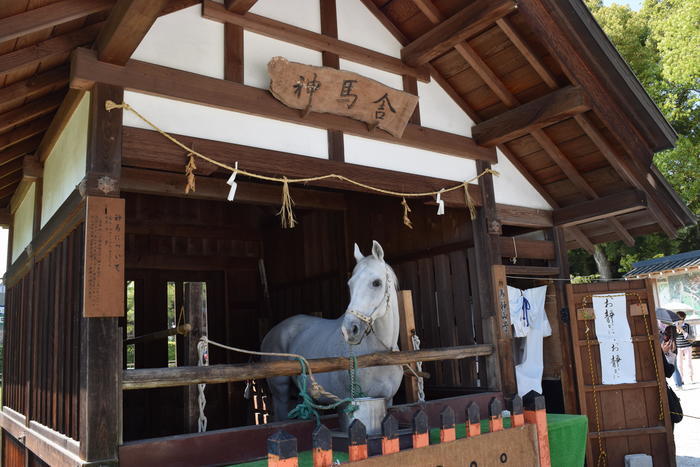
[83,196,125,317]
[629,303,648,316]
[577,307,595,320]
[268,57,419,138]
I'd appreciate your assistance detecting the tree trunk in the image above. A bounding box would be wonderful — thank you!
[593,245,613,280]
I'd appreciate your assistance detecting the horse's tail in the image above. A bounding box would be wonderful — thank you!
[243,355,260,400]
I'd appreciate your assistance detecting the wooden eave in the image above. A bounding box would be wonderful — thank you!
[0,0,692,252]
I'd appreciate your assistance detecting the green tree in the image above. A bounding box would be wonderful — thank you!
[570,1,700,277]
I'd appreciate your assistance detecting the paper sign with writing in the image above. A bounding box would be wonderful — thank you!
[83,196,125,317]
[592,293,636,384]
[268,57,419,138]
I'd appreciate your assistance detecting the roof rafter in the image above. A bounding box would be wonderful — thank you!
[0,0,112,44]
[224,0,258,13]
[0,91,64,135]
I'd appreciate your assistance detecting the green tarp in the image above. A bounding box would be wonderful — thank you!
[234,413,588,467]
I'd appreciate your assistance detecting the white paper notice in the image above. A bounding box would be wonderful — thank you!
[592,293,636,384]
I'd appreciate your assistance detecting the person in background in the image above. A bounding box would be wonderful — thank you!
[675,311,695,384]
[661,325,683,389]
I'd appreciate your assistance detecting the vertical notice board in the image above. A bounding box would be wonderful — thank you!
[83,196,125,317]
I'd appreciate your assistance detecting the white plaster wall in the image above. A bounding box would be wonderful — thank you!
[41,92,89,226]
[244,32,323,89]
[344,135,478,182]
[492,148,551,209]
[338,59,403,90]
[12,183,35,262]
[337,0,401,58]
[418,80,472,137]
[249,0,320,32]
[132,5,224,79]
[122,91,328,159]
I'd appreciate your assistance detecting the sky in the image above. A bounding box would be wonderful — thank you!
[603,0,643,10]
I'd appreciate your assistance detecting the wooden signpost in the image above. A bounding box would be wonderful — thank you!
[83,195,125,317]
[268,57,419,138]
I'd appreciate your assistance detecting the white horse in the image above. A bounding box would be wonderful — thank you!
[260,241,403,421]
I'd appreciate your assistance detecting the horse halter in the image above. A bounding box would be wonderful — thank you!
[347,267,392,337]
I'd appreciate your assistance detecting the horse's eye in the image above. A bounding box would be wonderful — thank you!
[372,279,382,288]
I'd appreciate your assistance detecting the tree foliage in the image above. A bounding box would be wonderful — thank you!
[570,0,700,277]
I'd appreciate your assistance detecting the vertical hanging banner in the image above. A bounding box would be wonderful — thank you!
[592,293,636,384]
[83,196,125,317]
[268,57,419,138]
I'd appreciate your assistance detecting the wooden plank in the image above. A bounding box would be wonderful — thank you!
[496,204,552,229]
[505,265,560,277]
[121,127,484,206]
[83,197,125,318]
[202,0,430,83]
[491,265,516,394]
[0,66,68,114]
[567,225,595,254]
[183,282,208,432]
[498,237,555,260]
[71,48,496,162]
[0,0,112,44]
[401,0,516,66]
[0,23,102,80]
[472,86,589,146]
[122,344,495,390]
[496,17,558,89]
[553,190,647,227]
[0,117,51,153]
[397,290,419,403]
[224,0,258,13]
[120,167,347,210]
[224,23,244,83]
[0,92,64,135]
[320,0,344,162]
[94,0,170,65]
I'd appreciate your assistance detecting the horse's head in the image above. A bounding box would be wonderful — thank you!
[342,240,395,345]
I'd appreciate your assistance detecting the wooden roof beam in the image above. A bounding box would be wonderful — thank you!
[0,118,50,152]
[95,0,171,65]
[566,225,595,254]
[401,0,516,66]
[224,0,258,13]
[0,92,64,135]
[0,66,69,113]
[496,204,553,229]
[202,0,430,82]
[0,0,112,44]
[70,48,495,162]
[0,22,103,81]
[472,87,590,146]
[553,190,646,228]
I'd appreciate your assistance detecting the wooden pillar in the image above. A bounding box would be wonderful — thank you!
[471,160,516,394]
[320,0,344,162]
[551,226,578,413]
[184,282,208,433]
[397,290,419,402]
[79,83,123,464]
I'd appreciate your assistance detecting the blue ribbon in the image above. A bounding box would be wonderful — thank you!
[522,296,531,327]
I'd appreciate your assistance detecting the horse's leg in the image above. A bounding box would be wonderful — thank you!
[268,375,291,421]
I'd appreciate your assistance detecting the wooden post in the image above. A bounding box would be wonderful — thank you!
[348,419,368,461]
[550,227,578,413]
[397,290,419,402]
[79,82,123,464]
[440,406,456,443]
[184,282,208,433]
[267,430,298,467]
[381,414,400,455]
[412,409,429,448]
[466,402,481,438]
[471,160,517,395]
[312,424,332,467]
[488,397,503,432]
[508,395,524,427]
[523,391,551,467]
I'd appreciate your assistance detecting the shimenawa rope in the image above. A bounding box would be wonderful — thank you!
[104,100,499,228]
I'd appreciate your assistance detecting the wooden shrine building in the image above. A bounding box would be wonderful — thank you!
[0,0,694,465]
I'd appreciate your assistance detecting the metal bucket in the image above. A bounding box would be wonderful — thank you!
[338,397,387,435]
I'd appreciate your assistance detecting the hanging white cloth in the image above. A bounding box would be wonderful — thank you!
[592,293,636,384]
[508,285,551,397]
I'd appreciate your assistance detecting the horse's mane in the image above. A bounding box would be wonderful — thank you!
[386,263,399,291]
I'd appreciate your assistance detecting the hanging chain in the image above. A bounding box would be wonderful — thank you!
[411,332,426,402]
[197,338,209,432]
[582,315,607,467]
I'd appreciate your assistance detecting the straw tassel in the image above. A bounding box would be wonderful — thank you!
[463,183,476,220]
[185,152,197,194]
[401,198,413,229]
[278,177,297,229]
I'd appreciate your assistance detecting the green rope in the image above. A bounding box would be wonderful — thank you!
[287,358,358,425]
[349,355,367,399]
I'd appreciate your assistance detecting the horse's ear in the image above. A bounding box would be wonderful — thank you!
[353,243,364,263]
[371,240,384,261]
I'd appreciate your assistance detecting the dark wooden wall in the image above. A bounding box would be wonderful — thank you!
[2,227,83,441]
